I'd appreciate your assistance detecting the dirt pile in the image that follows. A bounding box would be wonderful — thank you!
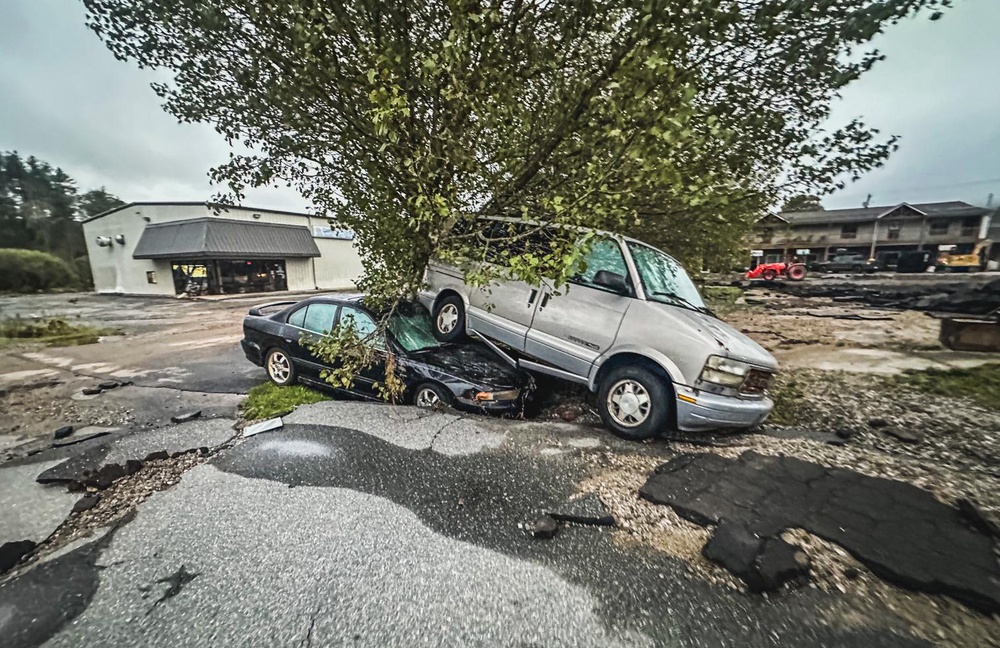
[770,277,1000,315]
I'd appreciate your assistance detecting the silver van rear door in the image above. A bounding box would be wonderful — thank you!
[524,238,630,378]
[467,277,539,351]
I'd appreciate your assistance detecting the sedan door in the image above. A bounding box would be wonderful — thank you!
[284,302,340,379]
[336,305,388,398]
[523,238,631,379]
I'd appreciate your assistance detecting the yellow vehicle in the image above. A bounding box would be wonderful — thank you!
[936,240,991,272]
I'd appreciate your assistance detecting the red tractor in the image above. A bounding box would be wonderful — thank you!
[746,261,806,282]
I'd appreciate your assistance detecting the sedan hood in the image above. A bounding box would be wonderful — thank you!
[408,343,526,389]
[650,302,777,370]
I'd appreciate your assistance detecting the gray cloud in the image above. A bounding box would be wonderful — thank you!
[1,0,997,213]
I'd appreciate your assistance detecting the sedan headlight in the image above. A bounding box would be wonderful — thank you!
[699,355,751,388]
[473,389,520,402]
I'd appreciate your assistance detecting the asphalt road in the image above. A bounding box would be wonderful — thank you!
[0,293,935,647]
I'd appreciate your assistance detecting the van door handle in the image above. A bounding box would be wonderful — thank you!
[527,289,538,307]
[539,293,550,310]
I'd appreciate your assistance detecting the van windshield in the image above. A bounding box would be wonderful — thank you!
[626,242,707,311]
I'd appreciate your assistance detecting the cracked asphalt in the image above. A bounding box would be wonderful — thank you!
[0,293,953,646]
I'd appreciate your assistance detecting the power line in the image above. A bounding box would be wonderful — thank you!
[833,176,1000,202]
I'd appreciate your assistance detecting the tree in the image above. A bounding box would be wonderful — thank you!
[82,0,950,391]
[782,195,825,213]
[79,188,126,218]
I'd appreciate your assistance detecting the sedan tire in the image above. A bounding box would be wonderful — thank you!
[432,295,468,343]
[597,365,671,441]
[412,382,452,410]
[265,348,297,386]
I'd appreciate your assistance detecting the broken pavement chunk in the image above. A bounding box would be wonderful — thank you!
[98,380,120,390]
[701,520,764,583]
[171,411,202,424]
[881,426,922,444]
[752,537,810,593]
[0,540,37,574]
[53,425,74,440]
[82,387,103,396]
[531,515,559,539]
[72,495,100,514]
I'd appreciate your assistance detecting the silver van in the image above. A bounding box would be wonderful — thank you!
[419,218,777,440]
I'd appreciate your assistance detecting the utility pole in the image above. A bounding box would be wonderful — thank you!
[987,193,994,208]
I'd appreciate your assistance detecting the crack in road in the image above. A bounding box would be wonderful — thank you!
[428,415,469,451]
[299,601,322,648]
[142,565,200,615]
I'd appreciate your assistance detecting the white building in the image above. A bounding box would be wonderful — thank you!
[82,202,364,296]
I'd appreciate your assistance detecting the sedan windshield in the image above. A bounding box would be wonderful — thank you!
[627,242,707,311]
[388,307,443,353]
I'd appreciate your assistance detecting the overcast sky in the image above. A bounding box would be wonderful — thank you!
[1,0,998,213]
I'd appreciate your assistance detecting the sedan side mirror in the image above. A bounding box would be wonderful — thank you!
[592,270,629,295]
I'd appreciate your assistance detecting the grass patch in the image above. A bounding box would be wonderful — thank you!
[0,318,120,347]
[240,382,330,420]
[766,377,806,426]
[894,363,1000,411]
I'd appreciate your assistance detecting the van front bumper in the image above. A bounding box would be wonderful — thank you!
[674,384,773,432]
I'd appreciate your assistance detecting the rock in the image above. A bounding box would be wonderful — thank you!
[72,495,100,514]
[701,520,764,582]
[835,427,858,439]
[956,498,1000,539]
[882,427,922,444]
[750,538,810,592]
[144,450,169,462]
[124,459,143,475]
[867,418,889,429]
[89,463,127,489]
[82,387,103,396]
[171,411,202,424]
[0,540,37,573]
[53,425,74,440]
[98,380,120,390]
[531,515,559,539]
[554,404,584,422]
[825,438,848,447]
[844,567,861,580]
[547,493,616,527]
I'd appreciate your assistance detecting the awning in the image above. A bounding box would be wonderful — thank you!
[132,218,321,260]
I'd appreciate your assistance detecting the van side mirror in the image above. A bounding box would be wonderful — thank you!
[592,270,629,294]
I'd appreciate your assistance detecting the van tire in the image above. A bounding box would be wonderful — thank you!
[432,295,468,343]
[597,365,670,441]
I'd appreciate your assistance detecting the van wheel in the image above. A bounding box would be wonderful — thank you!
[597,365,670,441]
[432,295,467,343]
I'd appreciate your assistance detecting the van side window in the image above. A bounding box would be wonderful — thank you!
[480,220,556,264]
[572,238,629,291]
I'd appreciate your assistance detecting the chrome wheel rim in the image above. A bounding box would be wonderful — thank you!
[437,304,459,334]
[267,351,291,384]
[607,379,651,428]
[415,388,441,408]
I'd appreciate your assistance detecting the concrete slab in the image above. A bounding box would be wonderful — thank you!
[0,461,79,546]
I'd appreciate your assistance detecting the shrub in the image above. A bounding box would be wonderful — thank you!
[74,255,94,289]
[0,248,78,292]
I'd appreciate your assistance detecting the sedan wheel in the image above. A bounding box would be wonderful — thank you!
[413,382,451,410]
[606,379,651,428]
[266,349,295,386]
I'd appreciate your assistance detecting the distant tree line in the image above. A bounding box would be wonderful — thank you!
[0,151,125,290]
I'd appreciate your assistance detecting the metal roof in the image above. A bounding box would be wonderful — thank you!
[780,201,989,226]
[83,201,315,224]
[132,218,321,260]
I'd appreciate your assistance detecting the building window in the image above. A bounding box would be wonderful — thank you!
[961,216,980,237]
[841,223,858,239]
[146,271,157,284]
[929,220,949,236]
[886,221,901,240]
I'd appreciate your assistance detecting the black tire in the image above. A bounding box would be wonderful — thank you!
[851,265,862,273]
[412,382,452,410]
[432,295,468,343]
[264,347,297,386]
[597,365,671,441]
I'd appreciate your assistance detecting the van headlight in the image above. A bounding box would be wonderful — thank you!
[699,355,751,388]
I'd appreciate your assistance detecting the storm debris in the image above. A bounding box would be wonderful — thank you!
[531,515,559,539]
[546,493,616,527]
[701,521,810,593]
[71,495,100,514]
[52,425,74,440]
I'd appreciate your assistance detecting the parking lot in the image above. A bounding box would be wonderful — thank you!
[1,280,999,647]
